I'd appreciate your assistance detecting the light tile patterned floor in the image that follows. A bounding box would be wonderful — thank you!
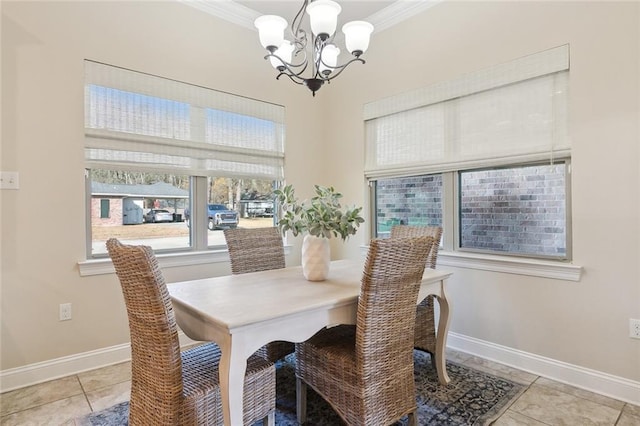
[1,349,639,425]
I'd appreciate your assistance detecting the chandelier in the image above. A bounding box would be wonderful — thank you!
[254,0,374,96]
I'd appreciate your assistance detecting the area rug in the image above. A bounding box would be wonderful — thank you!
[77,351,525,425]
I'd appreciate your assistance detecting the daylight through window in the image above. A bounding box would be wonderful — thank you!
[366,46,571,260]
[84,61,284,257]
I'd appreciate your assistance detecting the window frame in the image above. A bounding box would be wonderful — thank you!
[79,173,288,276]
[362,45,582,280]
[367,157,580,281]
[81,61,286,272]
[99,199,110,219]
[370,158,572,261]
[84,172,281,258]
[452,159,572,261]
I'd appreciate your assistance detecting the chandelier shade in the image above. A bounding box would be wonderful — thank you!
[342,21,374,56]
[270,40,295,69]
[306,0,341,38]
[254,15,288,51]
[254,0,374,96]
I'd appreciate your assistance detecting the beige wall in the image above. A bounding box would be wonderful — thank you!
[324,1,640,382]
[0,0,326,369]
[1,0,639,390]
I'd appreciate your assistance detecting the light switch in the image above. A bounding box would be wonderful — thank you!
[0,171,19,189]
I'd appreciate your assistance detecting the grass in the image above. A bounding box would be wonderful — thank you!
[92,217,274,240]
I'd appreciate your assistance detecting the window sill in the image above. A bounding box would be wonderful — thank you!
[437,251,582,281]
[359,246,582,281]
[78,245,293,277]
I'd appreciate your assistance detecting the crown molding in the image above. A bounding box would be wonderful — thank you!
[368,0,443,33]
[179,0,259,30]
[179,0,441,34]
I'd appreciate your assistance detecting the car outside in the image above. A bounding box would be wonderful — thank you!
[184,204,239,230]
[207,204,238,230]
[144,209,174,223]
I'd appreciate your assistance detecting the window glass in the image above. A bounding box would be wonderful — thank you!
[205,177,276,247]
[84,61,285,259]
[365,48,570,262]
[374,174,443,238]
[100,199,110,218]
[89,169,190,255]
[459,163,567,258]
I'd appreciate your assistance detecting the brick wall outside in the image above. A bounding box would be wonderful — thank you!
[375,164,566,257]
[376,175,443,237]
[91,197,123,226]
[460,164,566,257]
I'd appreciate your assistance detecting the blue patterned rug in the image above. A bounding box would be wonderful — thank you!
[77,351,525,425]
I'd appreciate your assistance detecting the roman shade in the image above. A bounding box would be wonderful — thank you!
[84,60,285,180]
[364,45,570,179]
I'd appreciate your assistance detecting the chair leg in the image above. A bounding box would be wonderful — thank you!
[407,411,418,426]
[263,411,275,426]
[430,351,437,370]
[296,377,307,424]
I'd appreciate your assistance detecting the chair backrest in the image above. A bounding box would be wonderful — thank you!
[106,238,183,423]
[224,227,285,274]
[356,236,436,377]
[390,225,443,269]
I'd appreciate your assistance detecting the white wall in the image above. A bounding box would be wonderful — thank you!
[1,0,639,399]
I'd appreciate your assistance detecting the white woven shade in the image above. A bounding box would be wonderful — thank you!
[84,61,285,180]
[365,45,570,179]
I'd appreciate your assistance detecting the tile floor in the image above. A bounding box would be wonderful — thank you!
[1,348,639,425]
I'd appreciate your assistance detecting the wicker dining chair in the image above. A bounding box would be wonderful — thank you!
[224,227,295,363]
[106,238,276,426]
[391,225,443,370]
[295,236,437,426]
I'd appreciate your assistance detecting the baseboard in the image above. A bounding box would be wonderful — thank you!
[0,333,197,393]
[3,332,639,406]
[447,332,640,406]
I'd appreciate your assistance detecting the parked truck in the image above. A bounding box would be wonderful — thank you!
[184,204,239,230]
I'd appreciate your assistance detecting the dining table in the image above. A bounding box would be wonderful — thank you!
[168,258,453,426]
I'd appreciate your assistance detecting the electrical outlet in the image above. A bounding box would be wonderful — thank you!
[630,319,640,339]
[0,171,19,190]
[59,303,72,321]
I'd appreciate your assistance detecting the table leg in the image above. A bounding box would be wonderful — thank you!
[435,280,451,385]
[219,340,247,426]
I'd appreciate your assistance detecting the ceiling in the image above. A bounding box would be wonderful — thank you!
[181,0,441,34]
[235,1,396,24]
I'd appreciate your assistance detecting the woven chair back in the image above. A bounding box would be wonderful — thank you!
[356,236,436,379]
[390,225,443,269]
[223,227,294,362]
[224,227,285,274]
[106,238,183,423]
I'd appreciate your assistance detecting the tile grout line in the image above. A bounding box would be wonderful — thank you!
[76,374,96,413]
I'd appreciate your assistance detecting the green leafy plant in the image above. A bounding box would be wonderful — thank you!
[274,184,365,240]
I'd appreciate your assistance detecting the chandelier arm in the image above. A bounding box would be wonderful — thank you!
[264,53,311,81]
[313,34,340,77]
[322,58,366,81]
[264,52,308,71]
[277,72,306,85]
[328,57,366,72]
[291,0,309,50]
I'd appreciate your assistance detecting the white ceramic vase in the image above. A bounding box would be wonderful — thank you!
[301,234,330,281]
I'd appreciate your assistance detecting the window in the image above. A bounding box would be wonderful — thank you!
[375,174,442,238]
[372,161,570,260]
[84,61,284,258]
[366,46,571,261]
[99,199,110,219]
[459,163,567,258]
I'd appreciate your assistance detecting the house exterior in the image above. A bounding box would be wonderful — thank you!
[90,182,189,225]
